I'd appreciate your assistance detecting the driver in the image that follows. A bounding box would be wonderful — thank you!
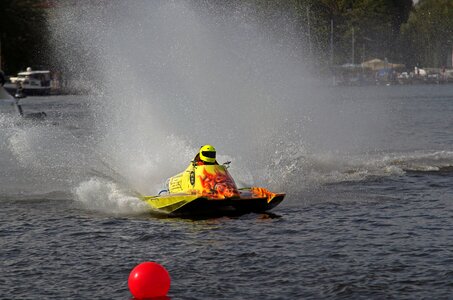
[193,144,218,166]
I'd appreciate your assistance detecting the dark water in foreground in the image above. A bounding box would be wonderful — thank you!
[1,85,453,299]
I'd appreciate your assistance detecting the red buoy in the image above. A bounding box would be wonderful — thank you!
[128,262,171,299]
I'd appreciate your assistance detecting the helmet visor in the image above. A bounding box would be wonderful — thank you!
[201,151,216,159]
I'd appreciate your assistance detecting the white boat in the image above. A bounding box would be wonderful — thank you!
[4,67,51,96]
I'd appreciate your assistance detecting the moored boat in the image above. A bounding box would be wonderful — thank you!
[4,67,51,96]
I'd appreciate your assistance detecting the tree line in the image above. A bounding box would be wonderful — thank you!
[1,0,452,75]
[0,0,48,74]
[251,0,453,69]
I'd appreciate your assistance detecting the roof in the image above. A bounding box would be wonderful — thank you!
[17,70,50,76]
[361,58,405,71]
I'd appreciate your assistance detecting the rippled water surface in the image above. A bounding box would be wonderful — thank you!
[1,85,453,299]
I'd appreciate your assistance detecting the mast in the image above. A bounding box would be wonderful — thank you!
[307,6,312,59]
[330,19,334,66]
[451,46,453,68]
[330,19,335,86]
[351,27,355,65]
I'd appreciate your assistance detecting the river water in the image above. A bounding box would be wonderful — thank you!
[1,84,452,299]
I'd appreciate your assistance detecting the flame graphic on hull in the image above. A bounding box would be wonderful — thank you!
[198,168,239,199]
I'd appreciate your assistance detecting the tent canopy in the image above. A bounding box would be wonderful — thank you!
[361,58,405,71]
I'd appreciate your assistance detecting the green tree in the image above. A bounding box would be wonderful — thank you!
[260,0,412,66]
[310,0,412,65]
[193,0,413,68]
[401,0,453,67]
[0,0,48,74]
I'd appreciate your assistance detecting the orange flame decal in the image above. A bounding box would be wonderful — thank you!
[198,168,239,199]
[251,187,276,203]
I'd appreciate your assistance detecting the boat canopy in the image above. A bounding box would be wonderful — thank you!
[17,70,50,76]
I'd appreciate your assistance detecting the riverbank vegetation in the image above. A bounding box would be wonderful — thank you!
[0,0,452,75]
[250,0,452,69]
[0,0,48,74]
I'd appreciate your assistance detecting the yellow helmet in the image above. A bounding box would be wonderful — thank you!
[199,144,216,163]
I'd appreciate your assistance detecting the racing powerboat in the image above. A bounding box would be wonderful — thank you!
[139,162,285,217]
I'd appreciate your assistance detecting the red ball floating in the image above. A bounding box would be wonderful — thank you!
[128,262,171,299]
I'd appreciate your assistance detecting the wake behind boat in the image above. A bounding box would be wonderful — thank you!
[139,145,285,217]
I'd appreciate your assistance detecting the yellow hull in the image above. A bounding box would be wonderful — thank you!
[140,188,285,216]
